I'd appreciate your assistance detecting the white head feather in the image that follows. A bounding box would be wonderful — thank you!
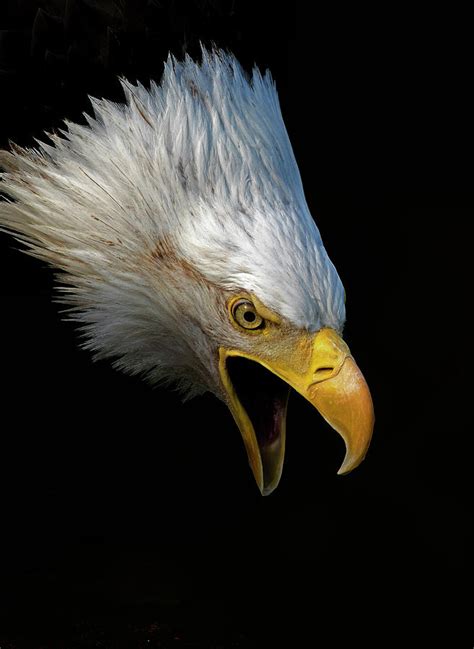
[0,48,345,398]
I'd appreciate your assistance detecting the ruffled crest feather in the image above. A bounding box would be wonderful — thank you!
[0,48,345,395]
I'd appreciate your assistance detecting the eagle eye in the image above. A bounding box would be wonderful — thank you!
[231,299,264,330]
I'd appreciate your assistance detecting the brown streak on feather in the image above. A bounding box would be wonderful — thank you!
[149,238,221,290]
[176,257,223,291]
[129,92,154,128]
[0,149,26,173]
[188,80,202,100]
[149,236,175,262]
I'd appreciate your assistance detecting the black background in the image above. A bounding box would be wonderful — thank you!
[0,1,472,647]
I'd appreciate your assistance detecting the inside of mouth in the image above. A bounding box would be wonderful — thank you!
[226,356,290,490]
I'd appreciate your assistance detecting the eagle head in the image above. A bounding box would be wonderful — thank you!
[0,49,374,495]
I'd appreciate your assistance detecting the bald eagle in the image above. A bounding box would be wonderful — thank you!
[0,49,374,495]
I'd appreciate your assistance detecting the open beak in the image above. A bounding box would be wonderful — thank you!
[219,328,374,495]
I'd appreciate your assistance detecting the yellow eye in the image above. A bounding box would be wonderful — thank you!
[231,299,264,330]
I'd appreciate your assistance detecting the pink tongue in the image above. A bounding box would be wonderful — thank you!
[256,393,287,447]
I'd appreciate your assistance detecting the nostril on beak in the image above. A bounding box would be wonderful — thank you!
[313,366,335,381]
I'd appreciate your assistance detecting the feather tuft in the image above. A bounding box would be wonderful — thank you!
[0,48,345,396]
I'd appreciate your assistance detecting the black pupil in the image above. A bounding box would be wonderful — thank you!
[243,310,256,323]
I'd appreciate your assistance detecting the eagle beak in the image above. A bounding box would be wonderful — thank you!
[298,329,375,476]
[219,328,374,495]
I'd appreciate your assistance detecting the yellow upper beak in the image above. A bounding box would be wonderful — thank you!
[291,329,374,475]
[219,327,374,495]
